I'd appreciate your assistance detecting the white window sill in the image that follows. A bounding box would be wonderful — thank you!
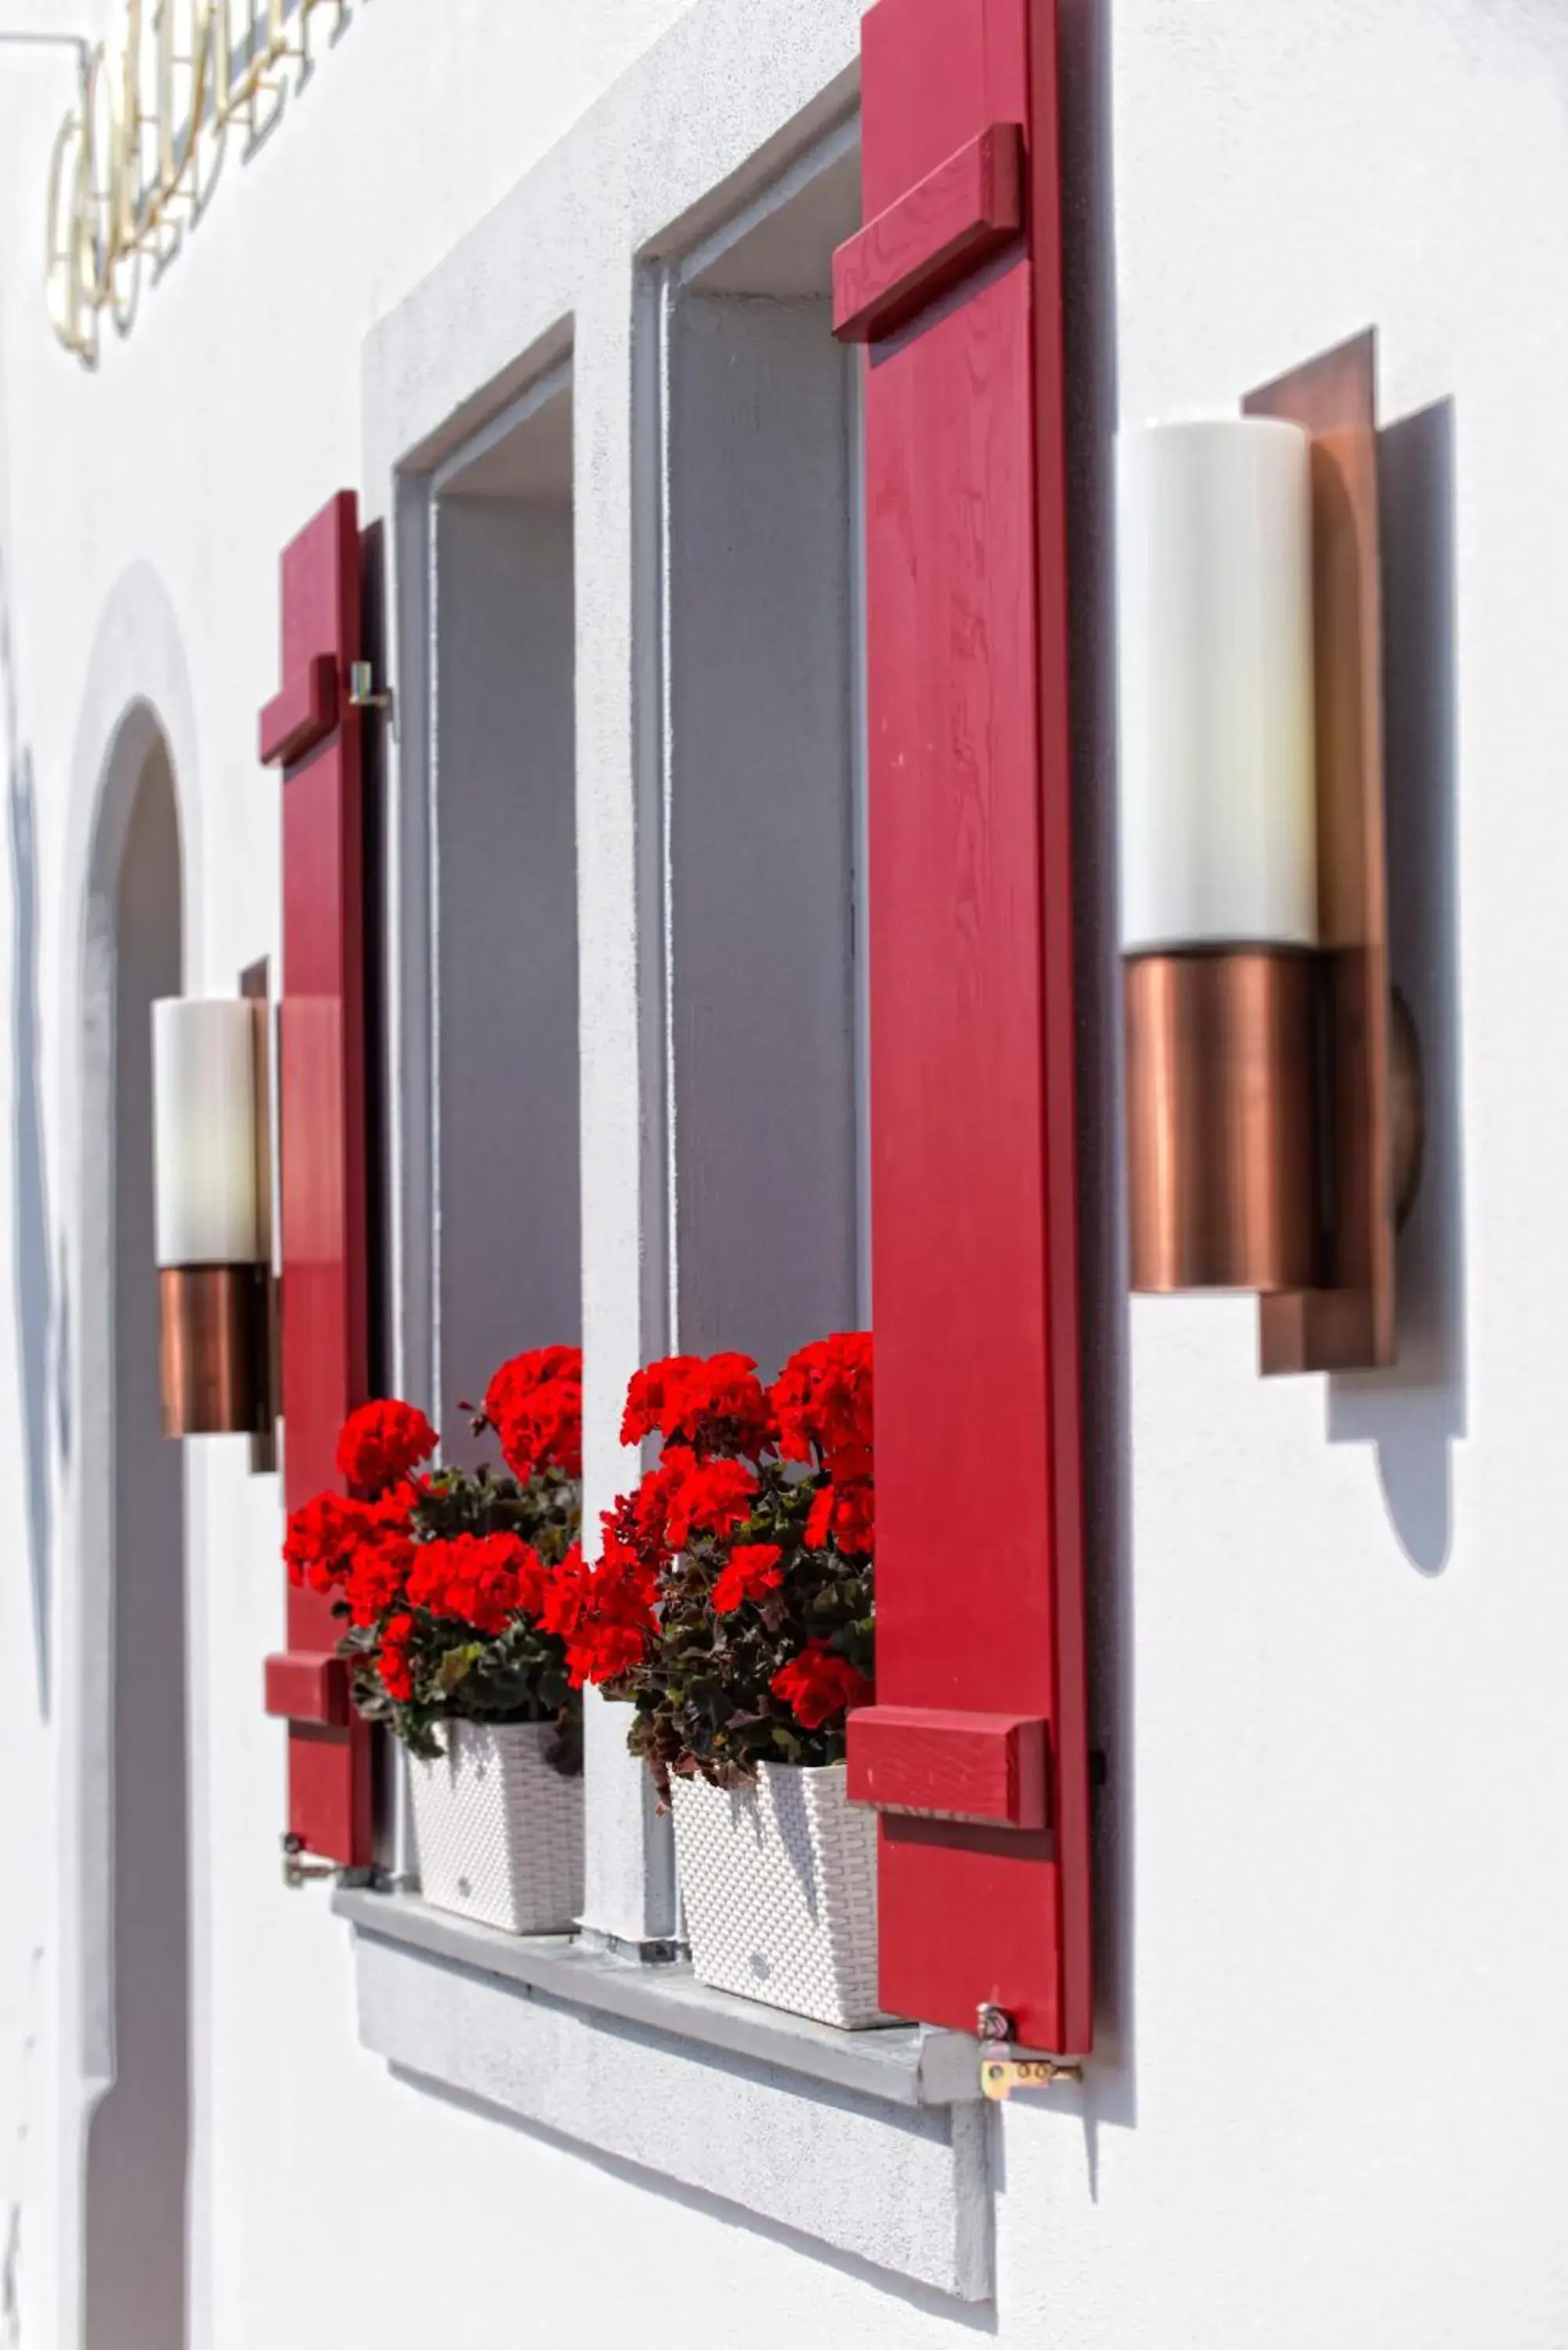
[333,1886,994,2301]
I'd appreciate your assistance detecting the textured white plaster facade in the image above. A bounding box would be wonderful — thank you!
[0,0,1564,2344]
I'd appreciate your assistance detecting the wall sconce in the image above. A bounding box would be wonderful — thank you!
[1119,331,1422,1372]
[152,994,273,1435]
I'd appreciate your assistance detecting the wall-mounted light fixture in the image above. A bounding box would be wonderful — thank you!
[153,993,272,1435]
[1119,331,1422,1372]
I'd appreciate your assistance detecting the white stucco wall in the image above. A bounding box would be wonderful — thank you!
[2,0,1567,2345]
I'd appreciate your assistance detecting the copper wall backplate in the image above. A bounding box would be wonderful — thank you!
[1245,330,1409,1373]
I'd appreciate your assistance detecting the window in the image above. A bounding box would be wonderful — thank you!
[426,367,580,1444]
[350,74,1006,2305]
[655,122,868,1379]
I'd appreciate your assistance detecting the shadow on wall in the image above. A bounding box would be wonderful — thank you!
[1060,0,1136,2177]
[0,542,54,1716]
[1329,397,1467,1575]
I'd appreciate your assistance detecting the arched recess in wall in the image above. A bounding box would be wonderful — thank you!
[56,563,206,2350]
[75,705,189,2350]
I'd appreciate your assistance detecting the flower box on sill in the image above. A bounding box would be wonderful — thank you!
[281,1353,591,1941]
[671,1761,891,2029]
[409,1719,583,1936]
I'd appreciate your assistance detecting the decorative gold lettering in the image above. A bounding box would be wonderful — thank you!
[45,84,93,360]
[112,1,143,259]
[157,0,214,215]
[82,43,114,299]
[45,0,354,361]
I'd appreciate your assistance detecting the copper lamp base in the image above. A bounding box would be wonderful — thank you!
[159,1265,270,1436]
[1125,948,1320,1295]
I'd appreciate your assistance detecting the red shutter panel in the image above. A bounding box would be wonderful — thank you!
[258,490,375,1869]
[835,0,1091,2053]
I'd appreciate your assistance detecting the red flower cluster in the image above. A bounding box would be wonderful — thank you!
[482,1347,583,1482]
[588,1338,876,1781]
[771,1332,874,1560]
[336,1400,438,1495]
[281,1353,584,1747]
[538,1538,659,1689]
[712,1542,783,1615]
[406,1532,548,1635]
[285,1489,412,1597]
[770,1641,874,1732]
[342,1528,417,1629]
[805,1477,874,1556]
[649,1451,759,1550]
[772,1331,872,1474]
[622,1352,774,1458]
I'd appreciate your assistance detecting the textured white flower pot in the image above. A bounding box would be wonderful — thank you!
[670,1762,891,2029]
[407,1719,583,1935]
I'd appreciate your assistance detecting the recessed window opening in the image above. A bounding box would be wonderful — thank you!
[662,130,867,1376]
[429,367,580,1449]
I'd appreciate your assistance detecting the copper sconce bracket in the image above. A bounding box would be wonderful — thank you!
[240,956,282,1470]
[1243,330,1418,1373]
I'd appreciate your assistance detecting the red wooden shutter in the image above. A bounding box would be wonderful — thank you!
[258,490,374,1869]
[835,0,1091,2052]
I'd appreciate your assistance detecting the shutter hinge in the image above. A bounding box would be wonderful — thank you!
[347,660,393,715]
[281,1832,338,1889]
[977,2003,1084,2101]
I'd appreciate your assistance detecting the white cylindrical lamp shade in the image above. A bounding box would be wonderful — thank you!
[1117,418,1318,953]
[152,999,262,1267]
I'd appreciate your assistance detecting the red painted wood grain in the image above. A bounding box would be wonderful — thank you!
[839,0,1092,2054]
[259,490,374,1869]
[847,1706,1049,1828]
[833,122,1023,345]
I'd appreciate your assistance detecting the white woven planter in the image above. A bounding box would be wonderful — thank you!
[407,1720,583,1936]
[670,1762,891,2029]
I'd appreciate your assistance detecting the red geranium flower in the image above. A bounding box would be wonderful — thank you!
[482,1346,583,1482]
[378,1612,418,1703]
[336,1400,438,1495]
[538,1537,659,1689]
[769,1333,873,1480]
[284,1491,388,1593]
[711,1542,783,1615]
[656,1452,759,1549]
[621,1352,775,1457]
[341,1529,417,1628]
[406,1531,544,1635]
[805,1477,874,1558]
[770,1641,873,1731]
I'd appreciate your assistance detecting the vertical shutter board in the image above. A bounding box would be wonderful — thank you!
[261,490,374,1869]
[1028,0,1093,2050]
[860,0,1026,211]
[868,258,1054,1712]
[847,0,1092,2054]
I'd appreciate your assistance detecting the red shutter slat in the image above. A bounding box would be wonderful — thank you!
[847,1709,1050,1830]
[262,1652,351,1728]
[258,490,374,1870]
[837,0,1091,2053]
[258,652,339,769]
[832,122,1023,345]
